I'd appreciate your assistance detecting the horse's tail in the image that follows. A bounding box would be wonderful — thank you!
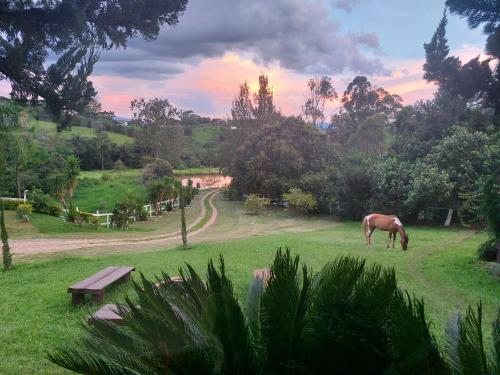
[362,216,368,238]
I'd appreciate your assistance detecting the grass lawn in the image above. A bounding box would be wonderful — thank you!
[0,209,498,373]
[30,119,134,145]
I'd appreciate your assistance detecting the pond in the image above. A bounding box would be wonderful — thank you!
[180,174,232,189]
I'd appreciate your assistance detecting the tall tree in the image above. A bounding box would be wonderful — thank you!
[446,0,500,59]
[0,0,188,123]
[424,13,494,105]
[252,75,276,123]
[175,180,192,248]
[131,98,181,161]
[446,0,500,113]
[231,81,254,121]
[95,131,111,170]
[329,76,401,146]
[302,76,337,126]
[0,200,12,271]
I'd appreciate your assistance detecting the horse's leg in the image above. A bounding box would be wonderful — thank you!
[363,219,369,245]
[367,228,373,245]
[392,230,396,248]
[387,232,392,248]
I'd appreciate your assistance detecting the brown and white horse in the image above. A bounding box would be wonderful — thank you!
[362,213,409,250]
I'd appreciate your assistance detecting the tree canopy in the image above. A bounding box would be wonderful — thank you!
[0,0,188,122]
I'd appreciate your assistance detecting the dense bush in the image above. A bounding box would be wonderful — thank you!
[30,188,62,217]
[111,195,147,229]
[16,203,32,221]
[111,200,135,230]
[478,172,499,261]
[244,194,270,214]
[230,117,331,199]
[282,188,317,213]
[142,158,173,185]
[0,199,24,210]
[65,204,79,224]
[147,178,175,215]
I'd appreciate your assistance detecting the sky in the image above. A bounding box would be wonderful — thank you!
[0,0,488,118]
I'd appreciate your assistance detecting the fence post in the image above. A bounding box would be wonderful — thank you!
[23,190,28,203]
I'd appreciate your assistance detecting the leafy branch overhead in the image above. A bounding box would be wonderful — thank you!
[0,0,188,123]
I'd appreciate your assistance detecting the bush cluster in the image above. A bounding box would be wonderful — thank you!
[244,194,270,215]
[283,188,317,213]
[16,203,33,222]
[30,189,62,217]
[0,200,24,210]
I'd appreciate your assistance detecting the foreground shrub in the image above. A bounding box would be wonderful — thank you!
[244,194,270,214]
[283,187,317,213]
[49,249,500,374]
[31,188,62,217]
[16,203,33,222]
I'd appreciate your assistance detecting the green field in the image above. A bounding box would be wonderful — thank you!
[30,119,134,145]
[5,190,210,239]
[75,168,220,212]
[0,196,498,374]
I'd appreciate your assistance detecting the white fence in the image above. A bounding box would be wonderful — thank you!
[0,190,29,203]
[82,198,180,227]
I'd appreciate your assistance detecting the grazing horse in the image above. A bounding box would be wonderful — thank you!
[363,213,409,250]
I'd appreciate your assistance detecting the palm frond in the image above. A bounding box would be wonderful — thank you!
[445,303,491,375]
[304,256,397,374]
[388,293,447,375]
[490,308,499,375]
[260,247,311,373]
[206,256,258,374]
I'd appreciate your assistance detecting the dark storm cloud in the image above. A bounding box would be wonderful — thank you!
[95,58,183,80]
[96,0,386,78]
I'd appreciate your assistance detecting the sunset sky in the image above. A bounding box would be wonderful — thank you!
[1,0,487,118]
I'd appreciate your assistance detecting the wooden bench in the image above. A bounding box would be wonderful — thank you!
[68,266,135,305]
[88,304,128,325]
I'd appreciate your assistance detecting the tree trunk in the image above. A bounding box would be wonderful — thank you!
[181,205,187,248]
[15,162,21,198]
[0,200,12,271]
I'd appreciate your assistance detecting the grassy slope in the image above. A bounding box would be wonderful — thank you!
[30,119,133,145]
[191,125,220,145]
[0,212,498,373]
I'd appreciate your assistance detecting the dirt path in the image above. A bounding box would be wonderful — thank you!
[11,190,220,255]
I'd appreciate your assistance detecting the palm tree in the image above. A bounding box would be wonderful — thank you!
[49,249,456,374]
[64,155,81,200]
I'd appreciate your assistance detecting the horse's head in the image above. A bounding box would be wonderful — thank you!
[401,233,409,250]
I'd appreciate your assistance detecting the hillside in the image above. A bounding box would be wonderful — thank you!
[29,119,134,145]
